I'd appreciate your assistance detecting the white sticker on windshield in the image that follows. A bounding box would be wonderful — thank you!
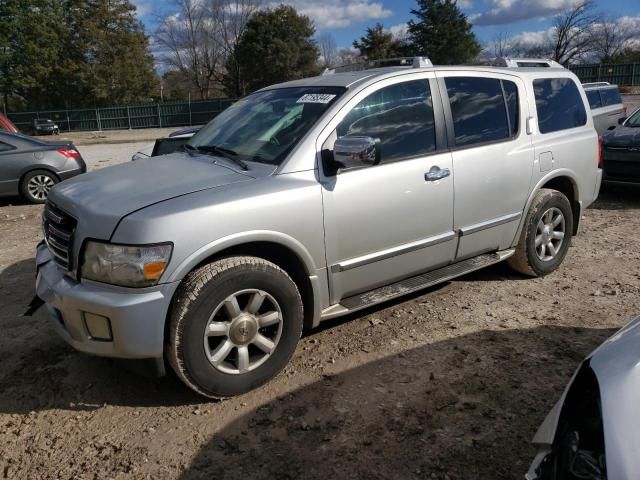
[297,93,336,104]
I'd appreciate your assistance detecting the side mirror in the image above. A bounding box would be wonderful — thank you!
[618,117,627,125]
[333,136,381,171]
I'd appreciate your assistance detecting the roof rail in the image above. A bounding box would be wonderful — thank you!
[322,56,433,75]
[496,57,564,69]
[582,81,612,88]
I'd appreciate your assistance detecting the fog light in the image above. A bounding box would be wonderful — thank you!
[83,312,113,341]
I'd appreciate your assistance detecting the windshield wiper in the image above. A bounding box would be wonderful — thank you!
[194,145,249,171]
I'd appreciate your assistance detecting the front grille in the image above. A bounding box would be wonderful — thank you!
[43,202,76,270]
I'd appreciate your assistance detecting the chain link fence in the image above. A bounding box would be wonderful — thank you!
[7,98,238,134]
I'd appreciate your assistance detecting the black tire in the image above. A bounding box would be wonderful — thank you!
[167,256,303,398]
[508,188,573,277]
[20,169,59,204]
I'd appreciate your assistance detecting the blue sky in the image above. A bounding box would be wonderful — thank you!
[134,0,640,50]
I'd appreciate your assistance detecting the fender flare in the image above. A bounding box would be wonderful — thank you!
[166,230,319,283]
[511,169,581,247]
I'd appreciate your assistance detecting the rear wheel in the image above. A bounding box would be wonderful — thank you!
[167,256,303,398]
[20,169,58,204]
[508,189,573,277]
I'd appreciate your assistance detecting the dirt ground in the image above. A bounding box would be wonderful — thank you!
[1,175,639,479]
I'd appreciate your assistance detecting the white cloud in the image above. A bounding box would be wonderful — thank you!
[457,0,473,8]
[272,1,393,29]
[131,0,152,18]
[387,23,408,40]
[472,0,577,26]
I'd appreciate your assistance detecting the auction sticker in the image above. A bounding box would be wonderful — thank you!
[297,93,336,104]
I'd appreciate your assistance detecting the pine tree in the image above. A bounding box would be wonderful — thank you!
[407,0,481,64]
[224,5,319,96]
[352,23,409,60]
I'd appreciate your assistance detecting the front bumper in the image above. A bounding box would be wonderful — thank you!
[35,242,178,359]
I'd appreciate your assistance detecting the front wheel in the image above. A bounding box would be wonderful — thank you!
[167,256,303,398]
[508,189,573,277]
[20,169,59,204]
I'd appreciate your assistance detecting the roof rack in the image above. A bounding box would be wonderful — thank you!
[582,82,612,88]
[496,57,564,69]
[322,56,433,75]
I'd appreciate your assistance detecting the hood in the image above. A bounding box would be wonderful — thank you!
[602,126,640,147]
[49,152,256,239]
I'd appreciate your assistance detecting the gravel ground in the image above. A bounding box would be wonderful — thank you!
[0,153,639,478]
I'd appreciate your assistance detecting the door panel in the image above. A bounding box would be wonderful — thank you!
[0,141,26,196]
[319,75,455,303]
[438,74,534,259]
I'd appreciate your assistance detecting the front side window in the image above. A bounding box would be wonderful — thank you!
[445,77,515,147]
[336,79,436,163]
[600,88,622,107]
[586,90,602,109]
[191,86,345,165]
[533,78,587,134]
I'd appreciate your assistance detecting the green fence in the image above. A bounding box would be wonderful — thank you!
[7,98,238,133]
[570,63,640,86]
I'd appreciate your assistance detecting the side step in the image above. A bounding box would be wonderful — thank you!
[321,249,514,320]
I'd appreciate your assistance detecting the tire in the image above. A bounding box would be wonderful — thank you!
[167,256,303,398]
[20,169,59,204]
[508,188,573,277]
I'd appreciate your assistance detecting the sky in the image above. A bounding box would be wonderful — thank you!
[133,0,640,52]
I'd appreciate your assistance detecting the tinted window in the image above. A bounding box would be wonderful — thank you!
[446,77,510,147]
[533,78,587,134]
[337,79,435,162]
[586,90,602,109]
[601,88,622,107]
[503,80,519,137]
[0,141,13,152]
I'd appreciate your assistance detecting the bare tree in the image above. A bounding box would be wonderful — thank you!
[318,33,338,68]
[591,16,634,62]
[491,31,516,58]
[156,0,261,99]
[551,0,600,65]
[156,0,223,99]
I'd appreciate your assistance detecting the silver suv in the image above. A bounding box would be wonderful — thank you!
[582,82,627,135]
[35,58,602,398]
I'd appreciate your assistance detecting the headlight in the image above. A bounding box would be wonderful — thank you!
[81,241,172,287]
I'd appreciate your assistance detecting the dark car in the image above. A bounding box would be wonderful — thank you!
[32,118,60,136]
[0,131,86,203]
[601,107,640,185]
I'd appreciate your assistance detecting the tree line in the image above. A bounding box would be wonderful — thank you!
[1,0,638,112]
[0,0,158,112]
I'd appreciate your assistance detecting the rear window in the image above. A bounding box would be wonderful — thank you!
[586,90,602,109]
[600,88,622,107]
[533,78,587,134]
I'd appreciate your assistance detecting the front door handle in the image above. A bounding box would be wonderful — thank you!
[425,166,450,182]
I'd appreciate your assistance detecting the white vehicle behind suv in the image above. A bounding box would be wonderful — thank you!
[34,57,602,398]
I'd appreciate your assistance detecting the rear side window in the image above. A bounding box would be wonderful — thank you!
[586,90,602,109]
[0,141,14,152]
[445,77,518,147]
[600,88,622,107]
[337,79,436,163]
[533,78,587,134]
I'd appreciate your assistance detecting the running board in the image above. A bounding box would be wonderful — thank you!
[321,249,514,320]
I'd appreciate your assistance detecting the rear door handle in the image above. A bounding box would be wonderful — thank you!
[425,166,450,182]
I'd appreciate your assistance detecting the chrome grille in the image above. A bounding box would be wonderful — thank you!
[43,202,76,270]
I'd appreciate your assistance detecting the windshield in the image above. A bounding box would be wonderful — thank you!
[189,87,345,165]
[626,108,640,127]
[36,119,53,125]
